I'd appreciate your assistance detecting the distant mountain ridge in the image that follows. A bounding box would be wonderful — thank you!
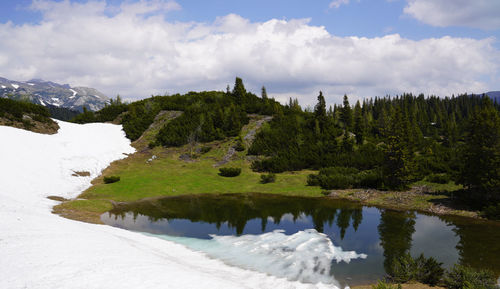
[486,91,500,103]
[0,77,109,111]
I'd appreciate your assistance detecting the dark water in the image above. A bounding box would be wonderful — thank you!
[101,193,500,286]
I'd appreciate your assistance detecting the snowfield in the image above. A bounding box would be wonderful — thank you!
[0,121,347,289]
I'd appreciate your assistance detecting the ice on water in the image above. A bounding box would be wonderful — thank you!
[154,229,367,286]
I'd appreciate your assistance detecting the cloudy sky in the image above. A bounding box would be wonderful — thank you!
[0,0,499,106]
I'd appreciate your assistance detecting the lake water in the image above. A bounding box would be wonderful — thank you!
[101,193,500,287]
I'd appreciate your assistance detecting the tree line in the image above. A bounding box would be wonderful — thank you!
[70,78,500,211]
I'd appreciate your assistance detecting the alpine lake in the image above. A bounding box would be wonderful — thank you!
[101,193,500,287]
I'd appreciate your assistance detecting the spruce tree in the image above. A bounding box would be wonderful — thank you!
[458,97,500,201]
[382,107,412,190]
[340,95,353,131]
[353,100,364,145]
[232,77,246,105]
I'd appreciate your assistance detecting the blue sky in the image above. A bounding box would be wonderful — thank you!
[0,0,499,105]
[2,0,498,41]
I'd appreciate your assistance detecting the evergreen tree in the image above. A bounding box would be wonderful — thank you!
[314,91,327,132]
[458,98,500,201]
[382,107,412,190]
[232,77,246,105]
[353,100,364,145]
[340,95,353,131]
[261,86,268,99]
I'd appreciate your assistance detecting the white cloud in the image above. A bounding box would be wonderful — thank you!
[404,0,500,30]
[0,0,499,107]
[329,0,350,9]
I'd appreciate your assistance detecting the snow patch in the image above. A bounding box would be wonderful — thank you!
[157,229,367,285]
[0,122,341,289]
[27,83,34,86]
[1,85,6,89]
[11,83,19,89]
[51,97,59,102]
[39,99,46,106]
[93,94,101,99]
[69,89,77,98]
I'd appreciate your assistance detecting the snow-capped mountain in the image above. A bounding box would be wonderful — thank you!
[0,77,109,111]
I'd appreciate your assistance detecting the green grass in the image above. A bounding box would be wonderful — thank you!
[82,144,322,203]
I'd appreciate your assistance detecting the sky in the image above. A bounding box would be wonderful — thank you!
[0,0,499,106]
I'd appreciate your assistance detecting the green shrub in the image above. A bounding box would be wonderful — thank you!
[200,146,212,154]
[260,173,276,184]
[103,176,121,184]
[307,167,383,189]
[371,280,402,289]
[427,173,450,184]
[218,167,241,177]
[234,137,245,152]
[444,265,497,289]
[389,253,444,286]
[482,203,500,220]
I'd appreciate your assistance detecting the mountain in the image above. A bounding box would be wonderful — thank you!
[0,77,109,111]
[485,91,500,103]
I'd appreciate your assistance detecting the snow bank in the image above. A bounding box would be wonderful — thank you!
[157,229,367,285]
[0,121,344,289]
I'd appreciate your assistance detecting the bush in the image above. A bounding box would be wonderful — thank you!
[200,146,212,154]
[103,176,121,184]
[307,167,383,190]
[482,203,500,220]
[444,265,498,289]
[427,173,450,184]
[234,137,245,152]
[371,280,402,289]
[218,167,241,177]
[389,253,444,286]
[260,173,276,184]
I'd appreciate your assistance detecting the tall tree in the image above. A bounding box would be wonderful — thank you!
[353,100,364,145]
[458,97,500,201]
[261,86,268,99]
[340,95,353,131]
[232,77,246,105]
[314,91,327,132]
[382,107,412,190]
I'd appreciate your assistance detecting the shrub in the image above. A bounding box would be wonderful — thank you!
[444,265,497,289]
[427,173,450,184]
[482,203,500,220]
[371,280,402,289]
[219,167,241,177]
[307,167,383,190]
[260,173,276,184]
[234,137,245,152]
[103,176,121,184]
[389,253,444,286]
[200,146,212,154]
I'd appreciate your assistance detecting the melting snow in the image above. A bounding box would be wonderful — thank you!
[11,83,19,89]
[0,121,343,289]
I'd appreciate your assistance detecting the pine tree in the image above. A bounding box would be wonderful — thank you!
[261,86,268,99]
[314,91,327,132]
[340,95,353,131]
[232,77,246,105]
[382,107,412,190]
[458,97,500,201]
[353,100,364,145]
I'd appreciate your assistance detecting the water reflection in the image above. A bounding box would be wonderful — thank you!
[102,193,500,285]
